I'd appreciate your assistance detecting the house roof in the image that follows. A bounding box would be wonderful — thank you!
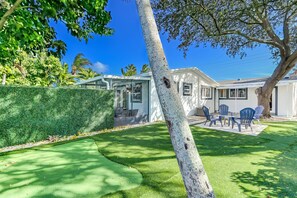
[171,67,219,86]
[76,67,218,86]
[75,75,151,85]
[139,67,219,86]
[218,77,297,89]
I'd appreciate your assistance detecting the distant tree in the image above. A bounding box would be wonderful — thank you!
[136,0,214,197]
[0,51,75,86]
[140,64,151,73]
[154,0,297,117]
[121,64,137,76]
[57,63,75,86]
[0,0,112,64]
[79,68,100,80]
[71,53,92,75]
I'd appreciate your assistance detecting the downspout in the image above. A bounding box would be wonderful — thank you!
[102,78,110,90]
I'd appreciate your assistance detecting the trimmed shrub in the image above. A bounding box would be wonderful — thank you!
[0,86,114,148]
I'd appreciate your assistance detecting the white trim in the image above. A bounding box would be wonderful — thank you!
[76,75,151,85]
[218,79,297,89]
[171,67,219,86]
[201,86,212,99]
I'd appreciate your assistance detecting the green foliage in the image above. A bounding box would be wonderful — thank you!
[121,64,138,76]
[140,64,151,74]
[71,53,92,75]
[153,0,297,58]
[0,51,75,86]
[0,0,112,64]
[0,86,114,148]
[79,68,100,80]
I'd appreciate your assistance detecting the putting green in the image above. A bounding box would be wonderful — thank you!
[0,139,142,198]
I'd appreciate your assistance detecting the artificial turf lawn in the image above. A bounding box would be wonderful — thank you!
[94,122,297,198]
[0,139,142,198]
[0,122,297,197]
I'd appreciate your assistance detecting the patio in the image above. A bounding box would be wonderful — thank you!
[195,122,268,136]
[188,115,267,136]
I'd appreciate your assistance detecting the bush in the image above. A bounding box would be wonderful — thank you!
[0,86,114,148]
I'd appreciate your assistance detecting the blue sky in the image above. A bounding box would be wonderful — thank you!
[54,1,277,81]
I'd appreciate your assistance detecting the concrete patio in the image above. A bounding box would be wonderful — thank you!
[195,122,268,136]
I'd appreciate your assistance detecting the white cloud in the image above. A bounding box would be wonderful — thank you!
[92,61,108,73]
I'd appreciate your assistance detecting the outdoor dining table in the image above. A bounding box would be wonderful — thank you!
[218,112,239,126]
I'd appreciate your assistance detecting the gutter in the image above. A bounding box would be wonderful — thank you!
[101,78,110,90]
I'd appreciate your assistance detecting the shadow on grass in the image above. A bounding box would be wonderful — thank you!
[94,122,297,197]
[0,139,142,198]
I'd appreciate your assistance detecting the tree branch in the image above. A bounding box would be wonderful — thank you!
[283,9,290,52]
[0,0,24,30]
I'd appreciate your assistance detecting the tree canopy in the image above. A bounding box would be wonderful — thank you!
[153,0,297,116]
[0,0,112,63]
[121,64,137,76]
[0,51,75,86]
[140,64,151,73]
[153,0,297,58]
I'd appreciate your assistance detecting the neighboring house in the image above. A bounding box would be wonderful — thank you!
[76,67,297,126]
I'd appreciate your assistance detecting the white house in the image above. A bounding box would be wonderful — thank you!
[76,67,297,126]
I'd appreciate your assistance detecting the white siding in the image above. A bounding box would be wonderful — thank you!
[149,70,216,122]
[292,83,297,116]
[278,84,294,117]
[218,87,258,113]
[130,81,149,117]
[149,78,164,121]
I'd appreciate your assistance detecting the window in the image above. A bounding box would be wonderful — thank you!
[132,83,142,103]
[229,89,236,98]
[237,88,247,98]
[218,89,227,99]
[229,88,247,99]
[201,86,212,99]
[183,83,192,96]
[174,81,180,93]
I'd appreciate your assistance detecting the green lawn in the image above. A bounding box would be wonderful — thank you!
[94,122,297,198]
[0,139,142,198]
[0,122,297,197]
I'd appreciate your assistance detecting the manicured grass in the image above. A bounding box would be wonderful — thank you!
[94,122,297,197]
[0,139,142,198]
[0,122,296,197]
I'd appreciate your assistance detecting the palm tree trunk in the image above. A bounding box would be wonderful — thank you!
[2,74,6,85]
[135,0,215,197]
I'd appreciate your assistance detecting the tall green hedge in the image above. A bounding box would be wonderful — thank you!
[0,86,114,148]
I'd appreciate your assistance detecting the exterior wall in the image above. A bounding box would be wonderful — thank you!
[149,77,163,121]
[292,83,297,116]
[277,84,294,117]
[218,87,258,113]
[149,71,216,122]
[126,81,149,117]
[218,85,297,117]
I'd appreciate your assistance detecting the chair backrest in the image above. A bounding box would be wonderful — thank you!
[254,105,264,119]
[219,104,229,115]
[202,106,211,121]
[240,108,255,125]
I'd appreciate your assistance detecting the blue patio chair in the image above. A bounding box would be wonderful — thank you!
[218,104,229,125]
[253,105,264,123]
[202,106,222,127]
[232,108,255,132]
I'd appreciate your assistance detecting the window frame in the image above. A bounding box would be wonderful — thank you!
[201,86,212,100]
[131,83,142,103]
[227,88,248,100]
[218,89,228,99]
[183,82,193,96]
